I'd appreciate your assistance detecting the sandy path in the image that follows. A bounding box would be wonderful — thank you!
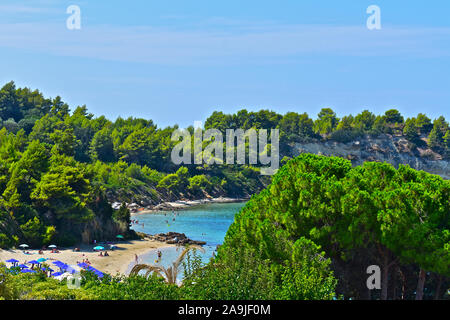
[0,239,173,276]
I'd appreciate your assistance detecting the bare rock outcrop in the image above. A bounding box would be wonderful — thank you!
[149,232,206,246]
[293,134,449,179]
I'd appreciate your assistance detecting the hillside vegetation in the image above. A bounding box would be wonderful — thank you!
[218,154,449,300]
[0,81,448,251]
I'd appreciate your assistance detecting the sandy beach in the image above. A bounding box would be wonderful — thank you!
[0,239,174,276]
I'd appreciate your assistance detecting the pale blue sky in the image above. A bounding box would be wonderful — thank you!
[0,0,449,127]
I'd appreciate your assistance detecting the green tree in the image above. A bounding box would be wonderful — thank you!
[403,118,420,143]
[415,113,433,135]
[278,112,315,143]
[90,127,115,162]
[384,109,404,124]
[314,108,339,135]
[427,116,449,150]
[354,110,376,132]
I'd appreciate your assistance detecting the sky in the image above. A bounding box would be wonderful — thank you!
[0,0,449,128]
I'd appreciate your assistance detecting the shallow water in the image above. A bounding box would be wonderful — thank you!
[128,202,246,278]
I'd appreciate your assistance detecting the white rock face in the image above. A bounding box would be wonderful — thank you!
[293,134,449,179]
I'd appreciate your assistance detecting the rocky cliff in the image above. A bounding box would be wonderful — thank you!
[292,134,449,179]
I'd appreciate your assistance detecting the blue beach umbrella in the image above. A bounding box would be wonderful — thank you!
[52,261,68,272]
[51,272,63,277]
[27,260,40,267]
[37,258,47,263]
[52,261,67,269]
[93,246,105,251]
[18,264,28,269]
[41,266,54,272]
[6,259,19,266]
[77,262,89,269]
[65,266,77,274]
[55,263,68,271]
[21,269,36,273]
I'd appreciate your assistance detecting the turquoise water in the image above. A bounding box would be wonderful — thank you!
[128,202,246,277]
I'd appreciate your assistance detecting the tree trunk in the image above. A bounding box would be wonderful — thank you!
[399,269,406,300]
[434,275,442,300]
[366,288,372,300]
[415,268,426,300]
[381,255,389,300]
[392,267,398,300]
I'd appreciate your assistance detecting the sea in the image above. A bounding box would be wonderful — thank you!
[127,202,246,279]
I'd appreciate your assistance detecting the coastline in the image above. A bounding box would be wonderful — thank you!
[1,199,245,276]
[130,196,248,215]
[0,239,174,276]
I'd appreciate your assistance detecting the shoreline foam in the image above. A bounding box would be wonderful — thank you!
[131,196,248,215]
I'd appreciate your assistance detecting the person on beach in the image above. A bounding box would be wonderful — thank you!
[135,254,138,264]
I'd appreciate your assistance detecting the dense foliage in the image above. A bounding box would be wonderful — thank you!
[0,80,448,249]
[0,82,268,248]
[218,154,449,300]
[205,108,450,155]
[0,81,448,300]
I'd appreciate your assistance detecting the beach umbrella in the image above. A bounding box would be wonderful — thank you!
[53,261,68,271]
[58,263,68,270]
[51,272,63,277]
[48,245,57,248]
[37,258,47,263]
[65,266,77,274]
[41,267,54,272]
[28,260,40,265]
[93,246,105,251]
[116,235,124,239]
[6,259,19,265]
[19,244,29,248]
[18,264,28,269]
[21,269,36,273]
[77,262,89,269]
